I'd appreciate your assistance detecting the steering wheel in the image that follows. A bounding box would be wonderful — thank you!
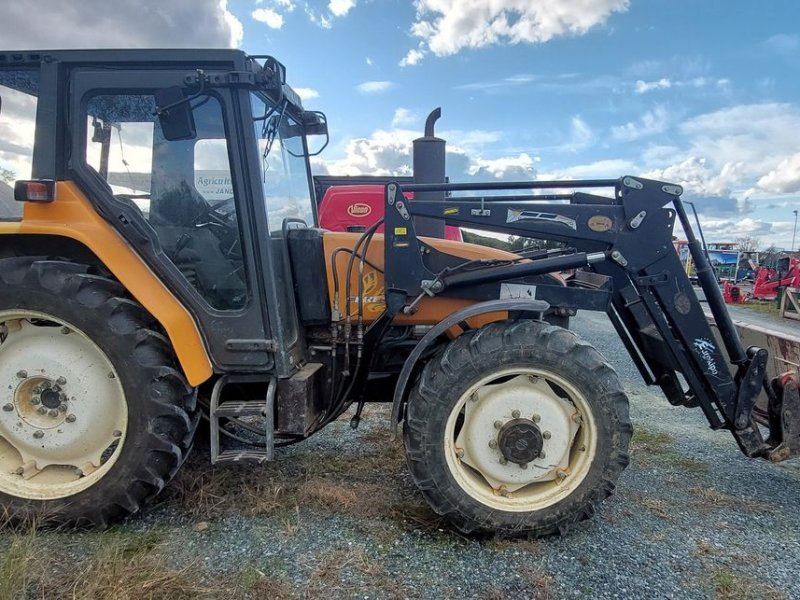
[193,196,237,230]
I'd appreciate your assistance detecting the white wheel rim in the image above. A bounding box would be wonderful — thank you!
[444,367,597,512]
[0,310,128,500]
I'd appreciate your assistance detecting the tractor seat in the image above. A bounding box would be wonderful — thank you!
[318,185,462,241]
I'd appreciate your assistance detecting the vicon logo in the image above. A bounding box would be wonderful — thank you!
[347,203,372,217]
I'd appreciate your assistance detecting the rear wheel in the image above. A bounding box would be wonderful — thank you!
[404,320,631,537]
[0,258,196,526]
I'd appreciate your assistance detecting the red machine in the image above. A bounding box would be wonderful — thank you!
[723,280,745,304]
[752,258,800,301]
[319,184,463,241]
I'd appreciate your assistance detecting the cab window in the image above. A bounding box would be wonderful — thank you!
[85,93,247,310]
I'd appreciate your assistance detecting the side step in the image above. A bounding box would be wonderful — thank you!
[209,374,276,465]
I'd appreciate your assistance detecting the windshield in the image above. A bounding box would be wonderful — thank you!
[251,93,314,231]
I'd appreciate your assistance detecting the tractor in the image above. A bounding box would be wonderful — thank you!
[0,50,797,537]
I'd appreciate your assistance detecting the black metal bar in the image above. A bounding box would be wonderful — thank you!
[441,252,606,290]
[402,179,619,193]
[673,198,747,365]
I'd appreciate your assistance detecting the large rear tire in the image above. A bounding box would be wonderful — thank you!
[404,319,631,537]
[0,258,197,526]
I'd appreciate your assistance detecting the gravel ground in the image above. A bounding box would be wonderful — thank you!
[3,311,800,599]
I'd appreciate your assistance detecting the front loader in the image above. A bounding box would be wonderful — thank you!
[0,49,796,537]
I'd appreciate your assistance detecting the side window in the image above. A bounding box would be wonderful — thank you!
[84,93,247,310]
[0,70,39,220]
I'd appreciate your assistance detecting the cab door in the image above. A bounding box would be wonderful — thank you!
[67,67,279,372]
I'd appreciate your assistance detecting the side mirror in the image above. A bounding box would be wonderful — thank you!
[154,86,196,141]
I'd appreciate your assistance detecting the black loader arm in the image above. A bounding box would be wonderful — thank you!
[380,176,779,460]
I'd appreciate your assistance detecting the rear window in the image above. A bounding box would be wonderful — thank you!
[0,69,39,220]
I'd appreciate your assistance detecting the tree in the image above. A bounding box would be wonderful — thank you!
[0,167,14,183]
[735,235,760,253]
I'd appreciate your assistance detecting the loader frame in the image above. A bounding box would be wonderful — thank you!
[369,177,778,460]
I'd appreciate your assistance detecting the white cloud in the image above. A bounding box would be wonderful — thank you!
[634,78,671,94]
[313,127,537,183]
[763,33,799,55]
[252,8,284,29]
[295,87,320,101]
[404,0,629,63]
[758,153,800,194]
[611,106,671,141]
[400,48,425,67]
[557,116,593,153]
[0,0,243,48]
[391,108,418,128]
[468,153,537,180]
[356,80,394,94]
[329,0,356,17]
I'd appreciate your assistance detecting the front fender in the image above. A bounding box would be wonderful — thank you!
[390,298,550,432]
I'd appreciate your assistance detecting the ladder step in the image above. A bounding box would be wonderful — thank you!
[215,449,272,465]
[215,400,267,418]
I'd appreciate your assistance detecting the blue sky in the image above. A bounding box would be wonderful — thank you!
[1,0,799,248]
[231,0,800,249]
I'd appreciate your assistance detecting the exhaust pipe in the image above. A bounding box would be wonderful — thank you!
[412,107,446,238]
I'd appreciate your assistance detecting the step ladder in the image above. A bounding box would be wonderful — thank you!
[209,374,276,464]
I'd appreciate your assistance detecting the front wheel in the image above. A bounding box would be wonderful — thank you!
[404,320,631,537]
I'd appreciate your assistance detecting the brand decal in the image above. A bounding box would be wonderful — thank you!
[587,215,613,232]
[506,209,576,230]
[443,207,460,216]
[693,338,719,376]
[347,203,372,217]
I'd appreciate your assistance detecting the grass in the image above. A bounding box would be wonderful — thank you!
[711,567,788,600]
[630,427,709,472]
[738,301,781,317]
[0,526,36,600]
[688,486,774,514]
[630,428,673,453]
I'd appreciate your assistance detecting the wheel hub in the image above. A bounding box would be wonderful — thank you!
[497,418,543,465]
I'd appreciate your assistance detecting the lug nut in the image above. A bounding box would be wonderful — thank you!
[37,407,47,415]
[557,470,568,482]
[48,409,58,417]
[532,414,541,423]
[528,375,539,384]
[572,413,583,425]
[2,403,13,412]
[456,449,464,459]
[539,451,546,459]
[56,377,67,386]
[498,486,508,497]
[499,457,508,465]
[31,397,41,406]
[16,370,27,379]
[41,381,51,390]
[494,420,503,429]
[511,409,521,419]
[58,403,67,412]
[488,439,498,449]
[33,430,44,439]
[66,414,76,423]
[520,462,528,470]
[60,327,70,334]
[543,431,552,440]
[52,385,61,393]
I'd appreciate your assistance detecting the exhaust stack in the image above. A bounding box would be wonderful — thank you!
[412,107,446,238]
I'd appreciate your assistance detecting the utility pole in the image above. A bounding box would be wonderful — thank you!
[793,209,799,253]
